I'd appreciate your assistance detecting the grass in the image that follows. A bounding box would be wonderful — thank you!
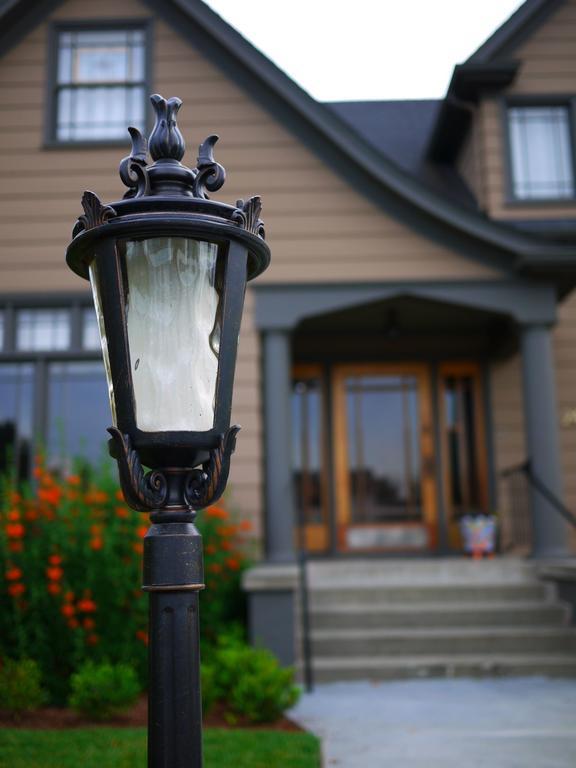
[0,727,321,768]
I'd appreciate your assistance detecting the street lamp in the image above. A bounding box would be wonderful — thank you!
[65,93,270,768]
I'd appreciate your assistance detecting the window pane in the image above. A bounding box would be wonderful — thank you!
[47,362,110,469]
[56,28,145,141]
[16,309,70,351]
[56,85,145,140]
[508,106,574,199]
[0,364,34,481]
[82,308,101,351]
[292,377,324,526]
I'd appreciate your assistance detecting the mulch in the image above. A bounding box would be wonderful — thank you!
[0,697,302,732]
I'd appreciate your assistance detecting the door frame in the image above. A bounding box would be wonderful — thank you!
[332,363,437,552]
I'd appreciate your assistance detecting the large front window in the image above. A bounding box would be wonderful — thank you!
[508,105,575,200]
[53,27,147,142]
[0,304,109,480]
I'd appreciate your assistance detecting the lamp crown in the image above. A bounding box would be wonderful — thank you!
[119,93,226,199]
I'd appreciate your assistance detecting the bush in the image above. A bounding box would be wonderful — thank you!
[0,458,251,705]
[207,633,300,724]
[68,661,140,720]
[0,658,46,716]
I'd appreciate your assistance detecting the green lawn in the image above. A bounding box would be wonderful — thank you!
[0,727,320,768]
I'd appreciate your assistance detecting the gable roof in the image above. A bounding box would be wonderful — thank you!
[1,0,576,290]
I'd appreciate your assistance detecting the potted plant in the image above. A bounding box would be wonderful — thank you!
[459,510,497,559]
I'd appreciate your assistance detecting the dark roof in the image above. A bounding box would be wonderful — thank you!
[328,100,478,209]
[1,0,575,287]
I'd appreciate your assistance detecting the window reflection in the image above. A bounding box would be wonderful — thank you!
[444,375,482,516]
[0,364,34,481]
[47,362,110,470]
[16,309,70,351]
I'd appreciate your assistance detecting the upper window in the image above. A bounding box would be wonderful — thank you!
[54,27,147,142]
[508,105,575,201]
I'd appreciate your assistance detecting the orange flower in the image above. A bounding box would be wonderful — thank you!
[6,567,22,581]
[115,490,125,502]
[205,544,216,555]
[137,525,148,539]
[115,506,129,519]
[136,629,149,645]
[90,524,101,536]
[61,604,75,618]
[67,475,81,486]
[8,541,23,553]
[90,538,103,551]
[7,510,20,522]
[239,519,252,532]
[6,523,24,539]
[47,582,61,596]
[24,510,38,522]
[38,487,62,505]
[49,554,62,566]
[77,599,97,613]
[46,566,63,582]
[83,617,96,630]
[68,618,79,629]
[221,540,233,552]
[64,591,74,603]
[32,467,43,479]
[85,491,108,504]
[8,583,25,597]
[10,492,21,504]
[206,506,228,520]
[225,557,241,571]
[208,563,222,574]
[133,542,144,555]
[86,634,99,645]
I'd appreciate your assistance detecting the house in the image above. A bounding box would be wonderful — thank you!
[2,0,576,677]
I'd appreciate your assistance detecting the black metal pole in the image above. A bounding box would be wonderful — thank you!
[143,517,204,768]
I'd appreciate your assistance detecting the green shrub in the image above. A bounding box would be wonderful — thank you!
[0,658,46,716]
[211,635,300,723]
[68,662,140,720]
[0,460,251,705]
[201,662,218,715]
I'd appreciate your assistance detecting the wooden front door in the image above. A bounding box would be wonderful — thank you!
[332,364,437,552]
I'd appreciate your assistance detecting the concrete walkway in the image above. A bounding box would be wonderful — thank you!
[289,678,576,767]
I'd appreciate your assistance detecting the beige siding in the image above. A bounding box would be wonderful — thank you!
[456,105,487,211]
[0,0,508,544]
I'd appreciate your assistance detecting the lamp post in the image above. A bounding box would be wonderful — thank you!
[65,93,270,768]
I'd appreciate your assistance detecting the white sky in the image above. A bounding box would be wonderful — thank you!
[204,0,526,102]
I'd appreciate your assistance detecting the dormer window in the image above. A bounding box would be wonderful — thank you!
[51,25,148,143]
[507,105,575,201]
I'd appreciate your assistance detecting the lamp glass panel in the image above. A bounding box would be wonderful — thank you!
[121,238,220,432]
[88,261,117,425]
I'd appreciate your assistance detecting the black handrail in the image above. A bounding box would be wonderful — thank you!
[501,459,576,530]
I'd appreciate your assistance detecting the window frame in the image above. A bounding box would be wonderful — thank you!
[45,19,153,149]
[502,95,576,206]
[0,294,106,477]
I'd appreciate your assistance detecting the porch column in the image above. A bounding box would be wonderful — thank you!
[520,323,568,558]
[262,329,295,562]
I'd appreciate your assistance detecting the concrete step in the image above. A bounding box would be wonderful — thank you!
[311,626,576,656]
[306,558,539,587]
[310,583,549,606]
[310,601,569,630]
[308,653,576,683]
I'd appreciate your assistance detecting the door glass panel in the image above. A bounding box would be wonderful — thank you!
[346,375,422,523]
[444,375,483,516]
[292,376,325,528]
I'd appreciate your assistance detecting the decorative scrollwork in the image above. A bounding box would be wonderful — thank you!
[119,126,150,199]
[184,426,240,509]
[232,196,265,239]
[72,190,116,237]
[192,135,226,199]
[107,428,169,512]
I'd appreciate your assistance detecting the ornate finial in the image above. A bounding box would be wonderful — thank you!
[232,196,265,239]
[148,94,185,161]
[119,127,150,199]
[192,135,226,199]
[72,190,116,237]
